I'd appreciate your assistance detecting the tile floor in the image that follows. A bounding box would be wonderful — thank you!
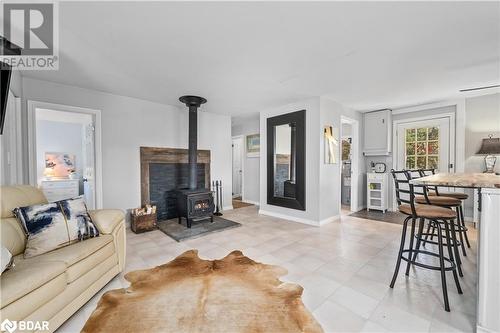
[57,206,478,333]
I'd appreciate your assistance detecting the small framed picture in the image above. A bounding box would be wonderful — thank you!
[246,134,260,157]
[45,152,76,178]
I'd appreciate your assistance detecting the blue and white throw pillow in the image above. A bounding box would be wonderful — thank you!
[14,203,71,258]
[14,197,99,258]
[58,196,99,240]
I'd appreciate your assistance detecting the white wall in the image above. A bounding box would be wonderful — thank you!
[8,71,22,97]
[320,97,365,221]
[463,93,500,217]
[231,116,260,204]
[259,98,321,224]
[21,77,233,212]
[342,123,352,137]
[259,97,364,225]
[465,93,500,173]
[1,71,23,185]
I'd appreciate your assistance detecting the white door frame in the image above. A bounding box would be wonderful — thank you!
[340,116,359,213]
[392,112,457,210]
[392,112,456,172]
[231,135,244,199]
[392,99,465,172]
[27,100,103,209]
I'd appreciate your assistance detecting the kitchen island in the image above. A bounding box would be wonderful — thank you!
[412,173,500,333]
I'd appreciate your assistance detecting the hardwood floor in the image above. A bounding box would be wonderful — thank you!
[232,197,254,209]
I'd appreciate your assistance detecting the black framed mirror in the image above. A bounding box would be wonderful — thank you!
[267,110,306,210]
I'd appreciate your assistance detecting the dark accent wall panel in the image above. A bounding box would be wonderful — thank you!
[149,163,206,220]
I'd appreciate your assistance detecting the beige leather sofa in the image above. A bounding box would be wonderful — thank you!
[0,185,126,332]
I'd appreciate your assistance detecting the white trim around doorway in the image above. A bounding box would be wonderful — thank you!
[27,100,104,209]
[392,99,466,172]
[340,115,360,213]
[390,109,463,211]
[392,112,456,173]
[231,135,245,200]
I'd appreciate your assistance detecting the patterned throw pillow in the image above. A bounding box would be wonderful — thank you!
[14,197,99,258]
[14,202,72,258]
[58,196,99,240]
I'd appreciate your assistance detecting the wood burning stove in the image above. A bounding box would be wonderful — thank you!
[176,189,214,228]
[176,96,215,228]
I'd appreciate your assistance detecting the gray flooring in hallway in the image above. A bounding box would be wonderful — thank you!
[57,206,477,333]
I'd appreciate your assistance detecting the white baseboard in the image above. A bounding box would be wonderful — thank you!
[319,215,340,225]
[242,199,260,206]
[352,205,366,213]
[477,325,495,333]
[223,205,234,211]
[258,209,321,226]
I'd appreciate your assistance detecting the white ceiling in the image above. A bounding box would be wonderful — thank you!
[22,1,500,115]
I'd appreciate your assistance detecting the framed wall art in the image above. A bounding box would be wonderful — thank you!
[246,134,260,157]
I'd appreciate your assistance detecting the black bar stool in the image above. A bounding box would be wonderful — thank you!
[406,170,464,277]
[390,169,463,312]
[420,168,471,256]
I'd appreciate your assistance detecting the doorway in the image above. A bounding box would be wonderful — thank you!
[231,135,254,209]
[28,101,102,209]
[340,116,359,215]
[232,135,243,198]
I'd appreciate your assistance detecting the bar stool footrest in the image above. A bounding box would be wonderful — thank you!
[401,249,456,271]
[416,233,461,247]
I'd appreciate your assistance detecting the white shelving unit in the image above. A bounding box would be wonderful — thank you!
[367,173,388,212]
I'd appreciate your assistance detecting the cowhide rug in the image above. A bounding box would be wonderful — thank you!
[82,250,323,333]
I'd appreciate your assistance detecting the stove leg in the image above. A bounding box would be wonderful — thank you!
[210,216,214,223]
[187,219,192,228]
[178,217,182,224]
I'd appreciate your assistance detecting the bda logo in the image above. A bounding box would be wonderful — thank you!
[0,319,17,333]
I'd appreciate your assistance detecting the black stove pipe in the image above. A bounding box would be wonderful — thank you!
[179,95,207,190]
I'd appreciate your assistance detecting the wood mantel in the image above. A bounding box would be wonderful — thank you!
[140,147,211,206]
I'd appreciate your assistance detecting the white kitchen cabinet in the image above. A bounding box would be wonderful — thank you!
[367,173,388,212]
[40,179,79,202]
[363,109,392,156]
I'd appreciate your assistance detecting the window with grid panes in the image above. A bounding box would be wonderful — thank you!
[405,127,439,169]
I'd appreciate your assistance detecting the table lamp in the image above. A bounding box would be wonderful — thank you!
[43,167,55,179]
[476,135,500,173]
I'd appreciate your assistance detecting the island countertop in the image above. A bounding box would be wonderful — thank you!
[410,172,500,189]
